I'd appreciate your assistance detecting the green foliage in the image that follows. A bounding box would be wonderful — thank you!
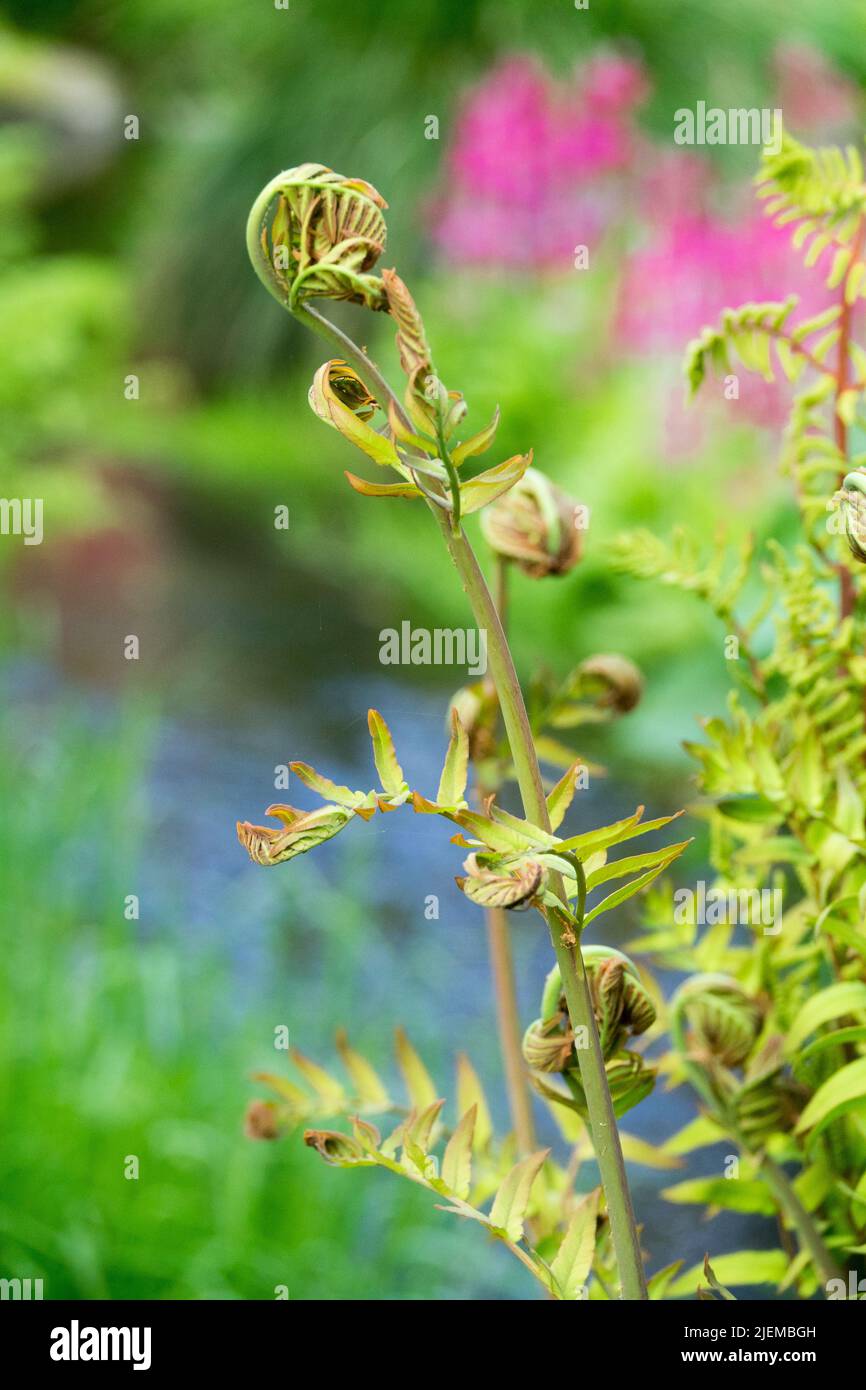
[251,1032,603,1299]
[238,707,689,944]
[0,704,480,1300]
[616,130,866,1299]
[237,150,697,1302]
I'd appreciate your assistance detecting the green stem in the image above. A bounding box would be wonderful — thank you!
[252,252,647,1295]
[435,424,463,534]
[431,475,647,1299]
[483,559,537,1158]
[758,1154,842,1287]
[486,905,538,1157]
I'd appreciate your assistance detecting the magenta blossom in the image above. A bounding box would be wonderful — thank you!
[431,53,648,269]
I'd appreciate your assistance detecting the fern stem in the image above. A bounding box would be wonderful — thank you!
[280,296,648,1300]
[486,905,537,1156]
[482,558,538,1158]
[757,1153,842,1288]
[438,518,648,1300]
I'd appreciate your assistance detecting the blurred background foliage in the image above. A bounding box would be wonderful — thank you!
[2,0,866,1298]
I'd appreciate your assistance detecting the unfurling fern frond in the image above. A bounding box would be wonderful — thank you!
[248,1030,605,1300]
[611,528,754,626]
[757,133,866,298]
[683,298,847,399]
[758,133,866,227]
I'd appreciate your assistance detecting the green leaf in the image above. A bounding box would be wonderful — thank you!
[344,471,422,499]
[703,1254,737,1301]
[488,1149,549,1243]
[441,1104,476,1199]
[387,398,438,454]
[395,1027,438,1111]
[662,1115,727,1156]
[303,1129,373,1167]
[786,982,866,1055]
[546,762,582,832]
[367,709,406,797]
[403,1099,444,1155]
[585,840,692,892]
[795,1026,866,1069]
[237,803,354,865]
[309,361,402,467]
[791,304,842,343]
[455,809,543,853]
[716,794,783,824]
[838,387,860,426]
[648,1260,685,1300]
[616,1134,683,1170]
[583,855,684,928]
[489,804,558,847]
[662,1177,776,1216]
[451,407,501,466]
[351,1116,383,1153]
[459,859,543,909]
[550,1188,599,1299]
[290,1049,346,1108]
[290,762,371,811]
[436,710,469,806]
[251,1071,309,1107]
[557,808,685,859]
[456,1054,493,1150]
[796,1056,866,1135]
[820,918,866,961]
[666,1250,787,1298]
[459,451,533,515]
[334,1030,391,1108]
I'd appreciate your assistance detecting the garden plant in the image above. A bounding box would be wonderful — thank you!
[237,138,866,1301]
[614,131,866,1300]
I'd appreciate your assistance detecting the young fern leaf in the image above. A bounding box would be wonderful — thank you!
[683,298,845,396]
[368,708,410,805]
[395,1026,438,1111]
[289,1048,349,1110]
[757,132,866,231]
[449,406,500,466]
[550,1188,599,1300]
[441,1103,476,1199]
[436,709,469,807]
[403,1099,446,1162]
[701,1254,738,1302]
[546,761,583,831]
[582,852,689,929]
[488,1149,549,1242]
[456,1053,493,1151]
[334,1029,391,1109]
[556,807,685,860]
[289,761,377,814]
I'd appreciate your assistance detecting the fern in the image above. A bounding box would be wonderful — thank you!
[615,133,866,1292]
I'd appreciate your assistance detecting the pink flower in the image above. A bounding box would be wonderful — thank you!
[431,53,648,269]
[616,150,841,437]
[617,207,832,351]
